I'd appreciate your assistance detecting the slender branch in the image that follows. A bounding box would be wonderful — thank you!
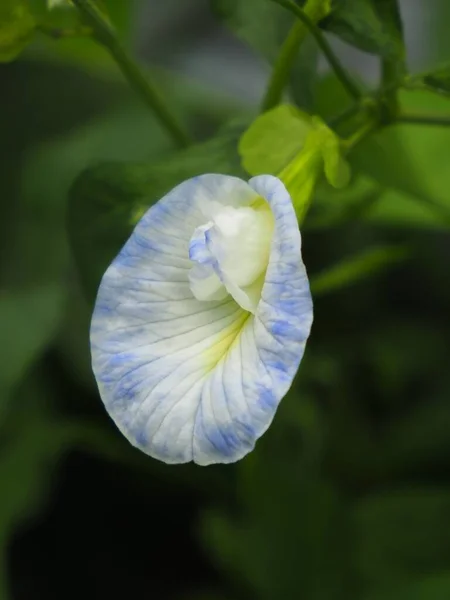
[396,112,450,127]
[71,0,191,148]
[342,119,378,152]
[261,0,329,111]
[261,20,308,112]
[268,0,361,101]
[379,0,405,118]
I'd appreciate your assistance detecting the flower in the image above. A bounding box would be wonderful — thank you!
[90,174,313,465]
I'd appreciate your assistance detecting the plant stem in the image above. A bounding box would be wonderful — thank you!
[342,119,378,152]
[71,0,191,148]
[267,0,361,103]
[396,112,450,127]
[261,20,308,112]
[261,0,332,112]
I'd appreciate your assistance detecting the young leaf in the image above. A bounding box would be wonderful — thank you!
[320,0,404,60]
[0,0,36,62]
[239,104,313,175]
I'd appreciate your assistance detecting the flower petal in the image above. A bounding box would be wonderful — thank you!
[90,174,313,465]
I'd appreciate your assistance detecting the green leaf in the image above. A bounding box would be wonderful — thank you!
[0,0,36,62]
[68,120,246,304]
[421,64,450,97]
[313,76,450,229]
[0,285,64,422]
[321,128,351,188]
[349,90,450,227]
[365,574,450,600]
[239,104,312,175]
[240,105,349,184]
[354,489,450,585]
[211,0,293,60]
[202,397,352,600]
[240,106,350,222]
[320,0,404,59]
[310,245,409,296]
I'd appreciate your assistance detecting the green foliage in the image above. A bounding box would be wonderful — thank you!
[421,64,450,97]
[211,0,294,60]
[68,120,246,304]
[310,245,409,296]
[239,104,312,174]
[209,0,319,108]
[240,105,349,186]
[320,0,404,60]
[354,489,450,584]
[0,285,63,420]
[351,91,450,226]
[202,398,352,600]
[365,575,450,600]
[239,105,350,220]
[314,75,450,229]
[0,0,35,62]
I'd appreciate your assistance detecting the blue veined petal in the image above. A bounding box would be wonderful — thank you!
[90,174,313,465]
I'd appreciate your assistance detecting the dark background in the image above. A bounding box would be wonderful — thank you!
[2,1,450,599]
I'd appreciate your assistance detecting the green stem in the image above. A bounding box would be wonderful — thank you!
[71,0,191,148]
[261,19,309,112]
[267,0,361,102]
[342,119,378,152]
[396,112,450,127]
[261,0,333,111]
[380,57,406,122]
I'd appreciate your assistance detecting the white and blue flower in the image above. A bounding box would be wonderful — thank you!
[90,174,313,465]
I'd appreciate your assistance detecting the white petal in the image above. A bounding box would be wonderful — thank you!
[91,174,313,465]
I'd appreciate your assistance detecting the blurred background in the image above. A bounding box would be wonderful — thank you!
[2,0,450,598]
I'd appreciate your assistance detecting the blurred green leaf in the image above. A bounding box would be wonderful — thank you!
[310,245,409,296]
[211,0,291,58]
[344,90,450,228]
[202,397,353,600]
[0,284,63,421]
[354,489,450,585]
[0,0,35,62]
[69,119,246,304]
[365,574,450,600]
[421,64,450,97]
[308,175,383,230]
[239,104,312,175]
[320,0,404,59]
[382,395,450,474]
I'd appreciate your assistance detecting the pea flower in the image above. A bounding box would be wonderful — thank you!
[90,174,313,465]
